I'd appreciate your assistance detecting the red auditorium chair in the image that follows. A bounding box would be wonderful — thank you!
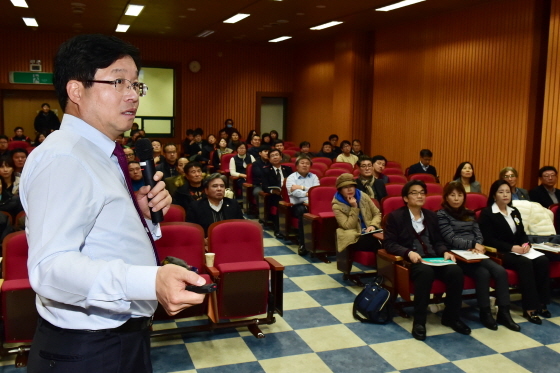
[387,174,407,184]
[425,182,443,195]
[311,162,328,174]
[423,195,442,211]
[550,204,559,232]
[218,153,236,176]
[284,141,296,148]
[325,168,346,177]
[7,141,29,151]
[1,231,38,367]
[283,149,297,157]
[466,193,488,212]
[381,196,405,215]
[310,167,324,178]
[319,176,337,187]
[241,164,257,214]
[409,173,437,183]
[162,204,186,222]
[385,183,405,197]
[386,161,402,169]
[303,186,338,263]
[384,168,404,175]
[313,157,333,167]
[276,179,298,239]
[353,169,360,177]
[330,162,353,172]
[281,163,296,174]
[206,220,284,338]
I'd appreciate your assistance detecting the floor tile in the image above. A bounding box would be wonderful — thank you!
[503,346,560,372]
[243,331,313,360]
[297,324,366,352]
[346,320,412,345]
[179,323,241,344]
[423,333,496,360]
[283,291,321,310]
[263,238,285,247]
[517,319,560,345]
[306,287,357,306]
[318,346,395,373]
[371,339,449,371]
[547,342,560,354]
[282,307,342,330]
[312,261,343,274]
[151,335,188,348]
[284,264,326,277]
[264,245,297,256]
[453,354,531,373]
[290,274,344,291]
[323,303,358,324]
[268,254,311,266]
[259,353,332,373]
[282,277,302,293]
[197,362,265,373]
[186,337,256,369]
[400,362,465,373]
[152,344,194,373]
[470,326,542,353]
[392,313,454,337]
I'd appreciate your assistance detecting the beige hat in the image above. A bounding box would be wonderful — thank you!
[336,173,357,189]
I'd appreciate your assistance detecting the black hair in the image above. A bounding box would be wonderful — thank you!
[453,162,476,183]
[163,144,177,152]
[442,181,475,221]
[193,130,203,137]
[127,160,140,166]
[224,119,233,125]
[186,129,194,136]
[329,134,338,141]
[261,133,271,143]
[270,130,279,139]
[487,179,513,207]
[268,148,282,158]
[53,34,141,111]
[0,135,8,141]
[259,144,271,152]
[299,141,311,148]
[357,156,373,167]
[0,156,15,191]
[419,149,433,158]
[296,155,313,166]
[185,161,202,173]
[14,127,24,132]
[322,141,331,147]
[151,139,162,145]
[340,140,351,148]
[235,142,247,151]
[41,103,50,108]
[194,127,204,135]
[11,148,28,157]
[371,155,387,164]
[402,180,426,199]
[352,139,361,144]
[203,173,227,189]
[538,166,558,177]
[274,139,284,145]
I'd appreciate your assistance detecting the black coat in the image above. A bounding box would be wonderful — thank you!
[262,165,292,193]
[355,177,387,203]
[529,185,560,209]
[34,111,60,134]
[186,197,244,236]
[407,163,439,180]
[478,206,528,253]
[251,159,270,187]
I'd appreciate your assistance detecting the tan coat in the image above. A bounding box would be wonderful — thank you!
[332,195,382,252]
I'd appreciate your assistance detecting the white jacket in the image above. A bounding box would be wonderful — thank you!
[512,200,556,235]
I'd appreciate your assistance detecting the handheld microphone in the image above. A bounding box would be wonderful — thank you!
[135,138,164,224]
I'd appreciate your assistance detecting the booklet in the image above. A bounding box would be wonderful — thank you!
[451,250,489,261]
[421,258,456,266]
[511,248,545,259]
[532,243,560,253]
[361,228,383,235]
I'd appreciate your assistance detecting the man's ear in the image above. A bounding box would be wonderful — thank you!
[66,80,83,105]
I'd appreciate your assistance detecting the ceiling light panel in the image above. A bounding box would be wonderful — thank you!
[116,24,130,32]
[223,13,250,24]
[125,4,144,16]
[11,0,28,7]
[376,0,425,12]
[310,21,342,30]
[269,36,291,42]
[197,30,214,37]
[22,17,38,27]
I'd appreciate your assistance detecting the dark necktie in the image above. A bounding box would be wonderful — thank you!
[276,168,281,185]
[113,143,160,264]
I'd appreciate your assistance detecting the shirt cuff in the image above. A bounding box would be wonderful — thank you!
[125,265,158,300]
[147,220,162,240]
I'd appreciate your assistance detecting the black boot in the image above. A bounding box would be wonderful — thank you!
[479,306,497,330]
[497,306,521,332]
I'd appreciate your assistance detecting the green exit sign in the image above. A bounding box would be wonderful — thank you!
[9,71,53,85]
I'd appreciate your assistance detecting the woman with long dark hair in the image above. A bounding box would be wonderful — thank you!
[452,162,481,193]
[0,157,23,217]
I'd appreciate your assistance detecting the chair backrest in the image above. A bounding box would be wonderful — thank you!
[424,195,443,211]
[371,197,381,211]
[324,168,346,177]
[2,231,28,280]
[283,149,297,157]
[284,141,296,148]
[163,204,186,222]
[409,173,437,183]
[307,186,337,215]
[550,203,559,215]
[311,162,328,173]
[465,192,488,211]
[330,162,353,172]
[208,220,264,265]
[386,161,402,169]
[245,163,254,183]
[387,174,407,184]
[156,222,205,269]
[313,157,333,167]
[310,167,324,178]
[319,176,337,187]
[8,141,29,151]
[281,163,296,174]
[425,182,443,195]
[385,183,405,197]
[220,153,236,173]
[381,196,405,215]
[353,169,360,177]
[384,168,404,175]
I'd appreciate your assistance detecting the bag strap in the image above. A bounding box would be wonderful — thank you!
[352,294,369,322]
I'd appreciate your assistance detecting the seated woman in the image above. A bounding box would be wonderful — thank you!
[261,133,272,146]
[227,130,243,150]
[500,167,529,200]
[269,130,279,143]
[0,157,23,217]
[229,143,255,197]
[315,141,337,160]
[335,140,359,166]
[384,180,470,340]
[152,139,163,164]
[479,179,551,324]
[452,162,481,193]
[437,182,519,331]
[211,138,233,170]
[245,130,257,146]
[332,173,381,283]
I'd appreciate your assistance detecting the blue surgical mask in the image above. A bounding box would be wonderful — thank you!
[226,124,232,128]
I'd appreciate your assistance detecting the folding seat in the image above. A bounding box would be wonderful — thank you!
[408,173,437,183]
[384,168,404,175]
[218,153,236,176]
[381,196,405,215]
[1,231,38,367]
[465,192,488,212]
[310,167,324,178]
[550,204,560,233]
[324,168,346,177]
[386,161,402,169]
[284,141,296,148]
[278,179,299,239]
[387,174,407,184]
[385,183,405,197]
[7,141,29,151]
[162,204,186,222]
[352,169,360,177]
[281,163,296,174]
[423,195,443,212]
[330,162,353,172]
[425,182,443,195]
[319,176,337,187]
[283,149,297,158]
[313,157,333,167]
[310,162,328,174]
[206,220,284,338]
[303,186,338,262]
[241,164,257,215]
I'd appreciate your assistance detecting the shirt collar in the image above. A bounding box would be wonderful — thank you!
[60,114,117,158]
[297,172,312,179]
[409,208,424,223]
[208,198,224,212]
[491,202,513,214]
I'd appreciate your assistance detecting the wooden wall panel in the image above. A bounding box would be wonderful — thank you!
[0,31,294,147]
[371,0,544,192]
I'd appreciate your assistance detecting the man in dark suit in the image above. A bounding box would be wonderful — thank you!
[355,156,387,203]
[187,173,244,236]
[262,149,292,236]
[407,149,439,182]
[529,166,560,208]
[384,180,470,341]
[247,134,262,159]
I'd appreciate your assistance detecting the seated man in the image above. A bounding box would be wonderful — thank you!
[408,149,439,182]
[316,141,337,160]
[371,155,389,184]
[274,140,292,163]
[295,141,314,158]
[252,145,271,201]
[164,157,188,198]
[10,127,31,144]
[262,149,292,237]
[187,173,244,236]
[173,161,205,213]
[128,161,144,192]
[529,166,560,208]
[0,135,10,157]
[286,156,320,255]
[220,118,238,138]
[124,147,136,163]
[247,134,262,159]
[351,139,364,157]
[11,148,28,177]
[156,143,179,179]
[329,134,341,156]
[335,140,359,166]
[182,129,194,158]
[187,130,207,163]
[355,156,387,203]
[384,180,470,341]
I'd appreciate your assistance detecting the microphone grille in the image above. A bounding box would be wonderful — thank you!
[135,138,153,161]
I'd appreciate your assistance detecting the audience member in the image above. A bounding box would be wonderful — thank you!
[152,140,163,164]
[452,162,481,193]
[500,167,529,200]
[128,161,144,192]
[351,139,364,157]
[274,140,291,163]
[329,134,341,155]
[156,144,179,178]
[126,130,141,148]
[437,182,519,331]
[164,157,188,197]
[34,132,46,146]
[407,149,439,182]
[173,161,206,212]
[0,158,22,217]
[218,129,229,141]
[203,134,217,154]
[34,103,61,134]
[355,156,387,203]
[220,118,238,137]
[529,166,560,208]
[371,155,390,184]
[187,173,243,236]
[227,130,243,151]
[262,149,292,236]
[11,148,27,176]
[251,145,271,201]
[286,156,320,255]
[247,134,262,158]
[332,173,381,276]
[269,130,279,142]
[384,180,470,340]
[10,127,31,144]
[124,147,136,162]
[182,129,195,157]
[229,143,255,195]
[0,136,10,157]
[335,140,359,166]
[188,130,207,163]
[479,179,551,324]
[261,133,272,146]
[245,130,258,146]
[316,141,336,160]
[212,138,233,170]
[295,141,314,158]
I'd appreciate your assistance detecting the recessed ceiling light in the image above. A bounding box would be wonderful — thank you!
[223,13,250,23]
[316,5,326,8]
[115,24,130,32]
[188,8,196,11]
[269,36,291,43]
[197,30,214,37]
[376,0,425,11]
[22,17,38,27]
[296,13,304,16]
[11,0,28,8]
[179,15,186,18]
[277,20,289,24]
[125,4,144,16]
[310,21,342,30]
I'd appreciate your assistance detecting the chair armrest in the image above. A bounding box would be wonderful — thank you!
[259,191,270,197]
[0,278,4,289]
[372,232,384,241]
[484,246,497,253]
[452,253,481,264]
[205,266,220,278]
[279,201,293,207]
[377,249,403,263]
[265,257,285,271]
[242,183,253,187]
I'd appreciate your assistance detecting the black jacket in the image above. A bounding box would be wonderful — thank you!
[355,177,387,203]
[407,163,439,180]
[262,165,292,193]
[173,183,205,214]
[34,111,60,134]
[478,206,528,253]
[529,185,560,209]
[186,197,244,236]
[251,159,270,187]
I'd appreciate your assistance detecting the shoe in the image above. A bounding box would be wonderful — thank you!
[538,308,552,318]
[411,323,426,341]
[479,307,497,331]
[522,310,542,325]
[298,245,309,256]
[274,231,285,240]
[496,306,521,332]
[441,319,471,335]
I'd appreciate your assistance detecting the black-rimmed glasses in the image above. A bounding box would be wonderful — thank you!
[87,79,148,97]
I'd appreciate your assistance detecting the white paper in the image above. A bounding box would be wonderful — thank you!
[451,250,489,260]
[532,243,560,253]
[511,248,545,259]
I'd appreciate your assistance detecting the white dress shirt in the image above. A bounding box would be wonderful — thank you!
[286,172,320,204]
[21,114,160,330]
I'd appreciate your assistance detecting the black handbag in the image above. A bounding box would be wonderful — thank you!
[352,276,392,324]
